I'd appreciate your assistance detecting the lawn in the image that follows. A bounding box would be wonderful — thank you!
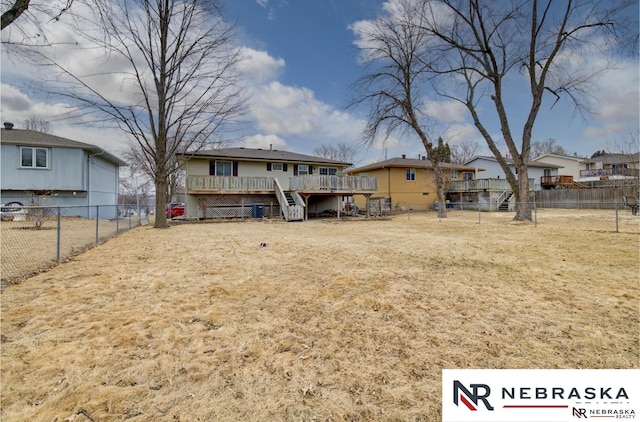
[1,210,638,421]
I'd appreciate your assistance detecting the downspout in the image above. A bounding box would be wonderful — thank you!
[88,149,106,218]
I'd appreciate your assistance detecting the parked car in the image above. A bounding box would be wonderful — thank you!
[165,203,184,218]
[0,202,24,221]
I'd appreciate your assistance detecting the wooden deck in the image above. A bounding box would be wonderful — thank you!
[446,178,534,192]
[186,175,377,195]
[540,175,585,189]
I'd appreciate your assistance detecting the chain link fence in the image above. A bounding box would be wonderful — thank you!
[1,204,147,287]
[389,200,639,233]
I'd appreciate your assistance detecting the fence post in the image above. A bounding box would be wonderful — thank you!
[95,205,99,245]
[534,201,537,227]
[615,200,619,233]
[56,207,61,263]
[116,206,120,234]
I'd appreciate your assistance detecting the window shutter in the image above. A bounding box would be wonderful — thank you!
[209,161,215,176]
[293,164,298,176]
[309,166,313,175]
[267,162,272,171]
[283,163,288,172]
[233,161,238,177]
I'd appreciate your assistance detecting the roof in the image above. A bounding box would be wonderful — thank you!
[581,153,640,165]
[178,147,351,166]
[532,153,587,162]
[465,155,562,169]
[347,157,478,173]
[1,128,127,166]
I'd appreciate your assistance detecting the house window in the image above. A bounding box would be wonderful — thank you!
[406,168,416,181]
[20,147,49,169]
[298,165,309,175]
[215,161,233,176]
[451,170,458,179]
[543,168,552,177]
[272,163,283,171]
[463,172,473,181]
[319,167,337,176]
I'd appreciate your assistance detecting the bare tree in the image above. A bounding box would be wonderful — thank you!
[1,0,74,31]
[450,139,482,165]
[350,0,449,217]
[408,0,636,221]
[23,114,50,132]
[37,0,245,228]
[313,143,358,163]
[531,138,567,158]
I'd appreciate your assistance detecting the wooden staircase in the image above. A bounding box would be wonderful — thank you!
[284,191,296,207]
[498,193,513,211]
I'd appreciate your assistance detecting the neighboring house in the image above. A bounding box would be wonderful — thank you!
[1,123,126,219]
[346,155,477,212]
[443,155,559,211]
[579,153,640,183]
[463,156,562,190]
[177,147,377,221]
[531,153,588,189]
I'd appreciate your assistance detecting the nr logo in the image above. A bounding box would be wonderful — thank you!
[573,407,587,418]
[453,380,495,411]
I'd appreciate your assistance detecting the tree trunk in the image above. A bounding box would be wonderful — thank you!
[433,164,447,218]
[513,163,532,222]
[154,177,169,228]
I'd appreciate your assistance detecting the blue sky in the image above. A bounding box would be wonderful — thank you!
[1,0,638,167]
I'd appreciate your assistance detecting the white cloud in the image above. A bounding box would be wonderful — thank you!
[422,99,468,123]
[250,81,363,141]
[241,134,288,150]
[237,47,285,84]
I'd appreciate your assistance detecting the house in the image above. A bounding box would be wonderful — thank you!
[531,154,588,188]
[1,123,126,219]
[579,153,640,184]
[442,155,557,211]
[345,155,477,212]
[464,155,562,189]
[177,147,377,221]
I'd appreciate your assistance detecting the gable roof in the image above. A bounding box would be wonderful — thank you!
[532,153,587,162]
[178,147,351,166]
[465,155,562,169]
[581,153,640,165]
[1,128,127,166]
[348,157,477,173]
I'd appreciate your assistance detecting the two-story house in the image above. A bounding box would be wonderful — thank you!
[1,123,126,219]
[178,147,377,221]
[579,153,640,184]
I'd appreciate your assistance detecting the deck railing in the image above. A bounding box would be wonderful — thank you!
[187,175,274,192]
[446,178,534,192]
[290,175,378,192]
[580,168,639,178]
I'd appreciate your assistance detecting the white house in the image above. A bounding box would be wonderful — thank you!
[464,156,562,191]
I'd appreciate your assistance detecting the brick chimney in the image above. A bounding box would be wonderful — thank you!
[3,122,14,130]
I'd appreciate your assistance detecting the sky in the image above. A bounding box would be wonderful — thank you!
[1,0,638,168]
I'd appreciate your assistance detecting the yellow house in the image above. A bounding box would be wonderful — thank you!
[347,156,476,212]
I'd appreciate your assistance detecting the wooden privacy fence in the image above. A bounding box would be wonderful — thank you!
[534,188,637,208]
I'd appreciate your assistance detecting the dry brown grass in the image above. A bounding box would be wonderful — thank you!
[1,209,638,421]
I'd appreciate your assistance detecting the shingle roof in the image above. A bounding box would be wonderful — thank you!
[1,128,127,166]
[348,157,477,173]
[581,153,640,165]
[465,155,562,169]
[179,147,351,166]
